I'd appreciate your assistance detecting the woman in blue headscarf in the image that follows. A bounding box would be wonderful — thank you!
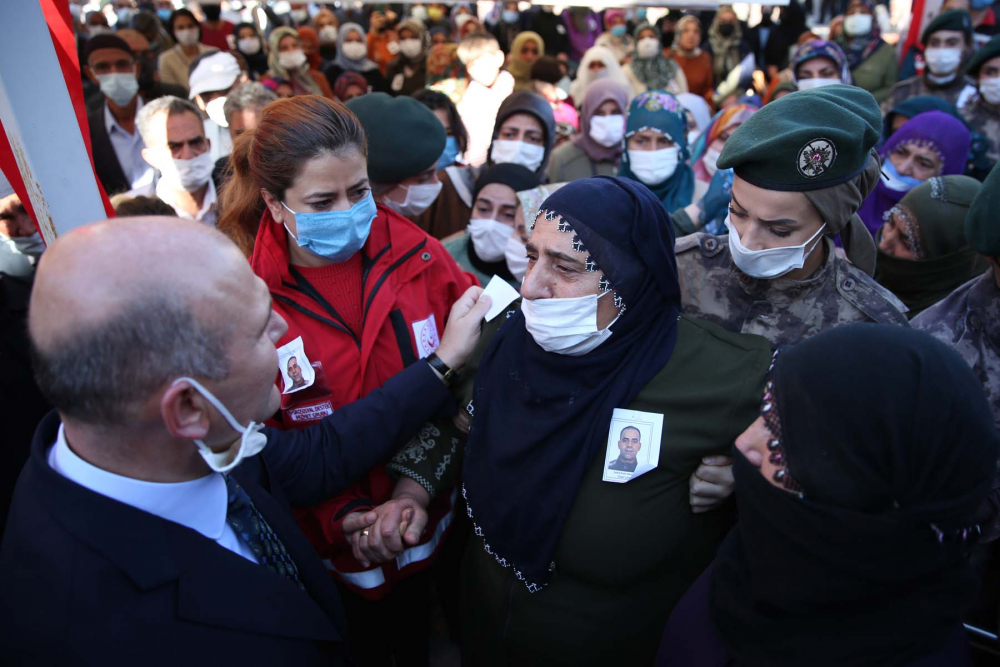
[459,176,771,665]
[618,90,696,213]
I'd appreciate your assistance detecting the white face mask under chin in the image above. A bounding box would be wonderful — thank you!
[171,377,268,473]
[728,216,827,279]
[490,140,545,172]
[522,289,622,356]
[383,180,443,218]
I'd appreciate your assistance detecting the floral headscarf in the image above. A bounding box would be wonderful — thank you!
[790,39,853,85]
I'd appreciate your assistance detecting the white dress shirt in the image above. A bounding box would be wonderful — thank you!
[104,98,153,190]
[154,175,218,226]
[48,424,257,563]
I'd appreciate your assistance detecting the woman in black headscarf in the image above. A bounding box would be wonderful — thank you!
[233,22,269,80]
[458,176,773,665]
[657,323,1000,667]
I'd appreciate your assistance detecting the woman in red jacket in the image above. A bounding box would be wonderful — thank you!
[218,95,476,667]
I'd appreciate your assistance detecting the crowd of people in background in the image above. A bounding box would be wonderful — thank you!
[2,0,1000,665]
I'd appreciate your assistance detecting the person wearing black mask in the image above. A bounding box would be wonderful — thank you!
[656,324,999,666]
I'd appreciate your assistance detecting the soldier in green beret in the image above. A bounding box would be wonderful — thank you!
[960,33,1000,168]
[882,10,977,111]
[346,92,447,220]
[676,85,909,348]
[914,162,1000,433]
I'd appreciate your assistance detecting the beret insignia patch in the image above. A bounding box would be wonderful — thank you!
[797,138,837,179]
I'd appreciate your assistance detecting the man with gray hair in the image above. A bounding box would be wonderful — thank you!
[212,82,277,190]
[0,216,489,663]
[131,95,218,224]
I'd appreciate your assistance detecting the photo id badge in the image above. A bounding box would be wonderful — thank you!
[602,408,664,483]
[277,336,316,394]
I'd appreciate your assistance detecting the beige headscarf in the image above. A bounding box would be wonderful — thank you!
[267,26,323,96]
[802,149,880,276]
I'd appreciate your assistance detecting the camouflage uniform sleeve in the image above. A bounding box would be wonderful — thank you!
[385,303,515,497]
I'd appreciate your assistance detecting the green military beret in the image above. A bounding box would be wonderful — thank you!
[346,92,446,184]
[921,9,973,44]
[717,85,881,192]
[966,33,1000,77]
[965,162,1000,257]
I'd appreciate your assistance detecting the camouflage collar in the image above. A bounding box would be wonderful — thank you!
[966,271,1000,352]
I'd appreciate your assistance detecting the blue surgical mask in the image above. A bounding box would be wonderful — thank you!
[972,0,993,9]
[281,194,377,262]
[611,24,627,37]
[502,9,519,24]
[438,136,460,170]
[880,159,924,193]
[157,8,172,21]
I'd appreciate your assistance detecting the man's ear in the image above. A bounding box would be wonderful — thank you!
[194,94,208,113]
[161,381,211,440]
[84,65,99,85]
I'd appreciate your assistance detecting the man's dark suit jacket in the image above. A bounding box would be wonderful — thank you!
[86,81,188,196]
[0,360,452,665]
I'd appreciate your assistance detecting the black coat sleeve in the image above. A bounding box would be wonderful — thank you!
[259,359,455,507]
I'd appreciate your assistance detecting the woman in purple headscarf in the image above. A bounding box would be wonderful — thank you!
[547,79,630,182]
[561,7,601,63]
[857,111,970,238]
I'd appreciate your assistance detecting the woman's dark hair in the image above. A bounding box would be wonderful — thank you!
[168,8,202,42]
[412,89,468,155]
[202,4,221,22]
[218,95,367,255]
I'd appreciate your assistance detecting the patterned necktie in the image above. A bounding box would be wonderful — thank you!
[224,474,304,589]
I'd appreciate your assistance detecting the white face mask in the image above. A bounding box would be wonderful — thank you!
[205,96,229,128]
[588,114,625,147]
[504,233,528,281]
[291,9,309,23]
[924,47,963,75]
[238,36,261,54]
[341,41,367,60]
[318,25,338,45]
[384,181,443,218]
[88,25,112,37]
[171,377,268,474]
[980,76,1000,104]
[387,40,401,55]
[400,38,423,59]
[468,218,515,262]
[158,150,214,191]
[411,6,430,22]
[637,36,660,59]
[279,49,307,70]
[687,129,700,147]
[728,216,827,279]
[455,12,474,28]
[628,146,679,185]
[796,77,841,90]
[522,289,621,356]
[843,13,873,36]
[97,72,139,107]
[174,28,200,47]
[702,146,721,177]
[491,140,545,172]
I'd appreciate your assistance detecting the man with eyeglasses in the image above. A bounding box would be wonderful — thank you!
[84,34,154,196]
[131,96,218,225]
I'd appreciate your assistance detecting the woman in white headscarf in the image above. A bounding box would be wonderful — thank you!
[677,92,712,151]
[569,45,644,106]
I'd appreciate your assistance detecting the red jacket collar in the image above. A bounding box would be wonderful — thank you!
[250,203,432,297]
